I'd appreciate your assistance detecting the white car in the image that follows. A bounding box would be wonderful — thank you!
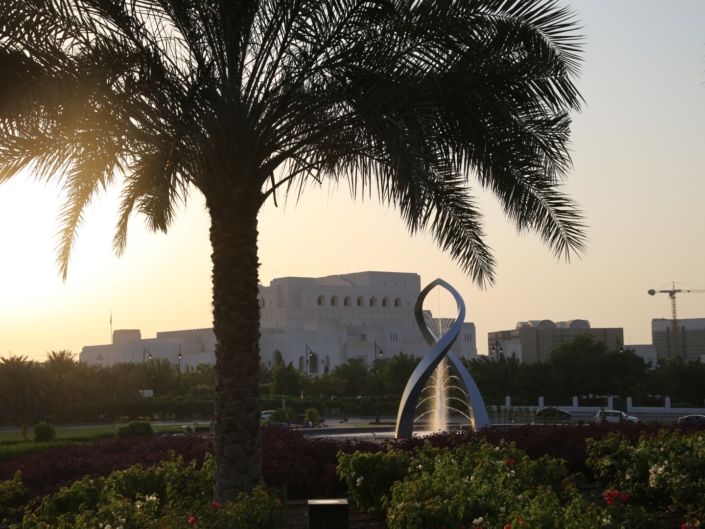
[595,410,639,423]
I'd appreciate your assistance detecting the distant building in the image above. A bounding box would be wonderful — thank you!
[80,271,479,371]
[627,344,657,367]
[652,318,705,361]
[487,319,624,364]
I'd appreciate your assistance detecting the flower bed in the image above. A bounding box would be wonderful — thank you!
[0,436,210,502]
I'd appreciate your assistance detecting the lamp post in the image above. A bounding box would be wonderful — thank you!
[490,340,503,361]
[177,347,182,380]
[616,338,624,413]
[305,344,314,375]
[373,341,384,423]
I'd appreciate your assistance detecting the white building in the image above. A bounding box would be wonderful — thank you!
[80,271,479,372]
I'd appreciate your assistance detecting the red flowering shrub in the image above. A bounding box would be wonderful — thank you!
[0,436,210,501]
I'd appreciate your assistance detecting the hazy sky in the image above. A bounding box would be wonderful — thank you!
[1,0,704,362]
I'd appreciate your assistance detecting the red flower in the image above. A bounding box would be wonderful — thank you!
[124,497,131,502]
[606,497,615,505]
[189,516,197,526]
[504,525,512,529]
[210,501,222,509]
[619,492,629,502]
[505,459,516,465]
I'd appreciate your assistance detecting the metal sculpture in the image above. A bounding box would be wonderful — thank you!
[395,279,490,438]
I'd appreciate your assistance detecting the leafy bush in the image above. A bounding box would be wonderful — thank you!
[22,453,286,529]
[270,407,297,423]
[304,408,319,426]
[381,441,659,529]
[116,420,154,439]
[0,471,26,523]
[586,429,705,523]
[33,422,56,443]
[0,436,210,502]
[337,450,410,516]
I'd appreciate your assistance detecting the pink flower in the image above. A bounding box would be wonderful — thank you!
[189,516,197,526]
[681,524,687,529]
[124,497,131,502]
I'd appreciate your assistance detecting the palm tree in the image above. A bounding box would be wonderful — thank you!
[0,0,585,499]
[0,355,46,421]
[43,349,80,411]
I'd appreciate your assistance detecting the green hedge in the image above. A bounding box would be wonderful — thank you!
[54,396,213,423]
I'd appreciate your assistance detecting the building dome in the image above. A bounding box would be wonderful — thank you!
[536,320,557,329]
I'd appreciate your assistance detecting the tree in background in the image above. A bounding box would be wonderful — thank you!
[333,358,370,397]
[0,0,584,498]
[270,363,303,397]
[0,355,46,421]
[549,334,614,399]
[379,352,421,396]
[44,350,80,411]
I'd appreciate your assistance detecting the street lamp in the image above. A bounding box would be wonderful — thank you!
[372,341,385,423]
[616,338,624,413]
[490,340,503,361]
[305,344,314,375]
[177,348,182,380]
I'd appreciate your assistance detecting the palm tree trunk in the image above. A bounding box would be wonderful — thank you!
[207,187,263,501]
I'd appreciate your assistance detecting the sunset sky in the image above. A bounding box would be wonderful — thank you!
[1,0,704,362]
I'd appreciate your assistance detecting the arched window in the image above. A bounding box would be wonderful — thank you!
[382,297,389,307]
[357,296,364,307]
[273,350,283,366]
[394,298,401,307]
[309,352,319,374]
[331,296,338,307]
[344,296,351,307]
[317,295,325,306]
[298,356,305,372]
[369,297,376,307]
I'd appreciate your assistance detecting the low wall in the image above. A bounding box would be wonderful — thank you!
[502,396,705,415]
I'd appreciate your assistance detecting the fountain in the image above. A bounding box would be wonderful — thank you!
[395,279,489,438]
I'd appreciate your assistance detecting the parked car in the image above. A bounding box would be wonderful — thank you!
[535,406,571,420]
[677,414,705,424]
[595,410,639,423]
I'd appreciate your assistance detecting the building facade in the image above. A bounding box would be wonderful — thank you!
[80,271,479,371]
[652,318,705,361]
[487,319,624,364]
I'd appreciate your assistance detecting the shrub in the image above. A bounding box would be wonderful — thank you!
[383,441,659,529]
[32,422,56,443]
[0,436,209,502]
[0,471,25,523]
[270,407,297,424]
[304,408,319,426]
[586,429,705,522]
[337,449,410,516]
[116,420,154,439]
[22,453,286,529]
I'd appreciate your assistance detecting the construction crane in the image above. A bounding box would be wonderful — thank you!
[648,282,705,357]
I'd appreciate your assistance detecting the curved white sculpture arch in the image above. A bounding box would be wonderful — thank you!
[395,278,490,438]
